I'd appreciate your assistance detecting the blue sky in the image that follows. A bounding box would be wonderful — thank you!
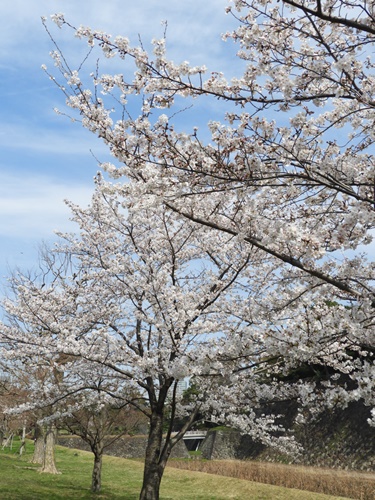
[0,0,238,284]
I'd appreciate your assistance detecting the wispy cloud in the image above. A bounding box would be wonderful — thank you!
[0,172,93,238]
[1,0,238,70]
[0,120,109,156]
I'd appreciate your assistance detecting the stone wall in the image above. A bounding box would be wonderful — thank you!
[201,430,242,460]
[58,434,189,459]
[200,401,375,471]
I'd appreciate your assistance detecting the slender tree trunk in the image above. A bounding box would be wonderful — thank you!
[139,411,168,500]
[19,422,27,456]
[2,432,14,450]
[40,424,59,474]
[31,424,45,464]
[91,450,103,493]
[0,418,7,448]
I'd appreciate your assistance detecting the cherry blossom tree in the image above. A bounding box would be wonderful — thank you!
[40,0,375,418]
[3,2,374,495]
[3,178,372,497]
[1,271,144,485]
[2,182,289,499]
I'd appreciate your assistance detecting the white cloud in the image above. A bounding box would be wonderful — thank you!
[0,120,108,156]
[0,172,93,238]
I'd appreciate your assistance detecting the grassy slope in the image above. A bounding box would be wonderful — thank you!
[0,442,349,500]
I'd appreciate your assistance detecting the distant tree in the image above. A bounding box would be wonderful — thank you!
[61,391,146,493]
[2,362,61,474]
[0,364,35,457]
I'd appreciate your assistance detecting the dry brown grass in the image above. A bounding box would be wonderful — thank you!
[168,459,375,500]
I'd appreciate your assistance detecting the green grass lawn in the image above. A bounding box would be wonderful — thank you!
[0,441,349,499]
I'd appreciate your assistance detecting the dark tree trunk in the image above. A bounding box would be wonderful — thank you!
[139,411,170,500]
[139,465,163,500]
[91,449,103,492]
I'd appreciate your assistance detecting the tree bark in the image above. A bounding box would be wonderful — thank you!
[31,424,45,464]
[39,424,60,474]
[91,451,103,493]
[139,411,168,500]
